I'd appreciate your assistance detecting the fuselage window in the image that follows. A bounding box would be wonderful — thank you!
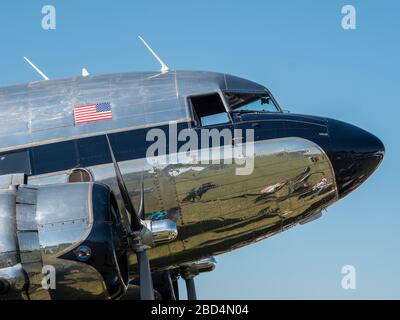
[0,151,31,175]
[189,93,230,127]
[225,93,281,114]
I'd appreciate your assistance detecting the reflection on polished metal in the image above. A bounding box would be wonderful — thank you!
[0,174,28,299]
[16,184,52,300]
[143,219,178,245]
[0,67,385,300]
[31,183,111,299]
[179,257,217,301]
[0,264,26,297]
[0,135,360,299]
[114,137,338,272]
[0,278,9,294]
[0,178,131,300]
[194,257,217,273]
[28,137,338,275]
[327,119,385,198]
[0,186,18,268]
[106,135,156,300]
[181,257,217,274]
[299,211,323,225]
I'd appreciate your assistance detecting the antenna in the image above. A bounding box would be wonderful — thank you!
[138,36,169,73]
[23,56,49,81]
[82,68,90,77]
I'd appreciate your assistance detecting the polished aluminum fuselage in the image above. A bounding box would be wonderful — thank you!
[27,136,337,272]
[0,71,339,273]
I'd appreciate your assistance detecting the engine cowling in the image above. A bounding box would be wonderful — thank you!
[0,176,129,300]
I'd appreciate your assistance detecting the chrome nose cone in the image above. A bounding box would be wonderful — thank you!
[327,119,385,198]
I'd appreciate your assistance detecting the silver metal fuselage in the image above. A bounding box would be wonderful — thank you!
[0,71,339,274]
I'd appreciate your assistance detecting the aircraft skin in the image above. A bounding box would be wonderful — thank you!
[0,71,384,299]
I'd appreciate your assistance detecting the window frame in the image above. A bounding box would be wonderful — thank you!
[186,90,233,128]
[221,90,283,113]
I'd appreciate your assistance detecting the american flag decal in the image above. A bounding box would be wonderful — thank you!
[74,102,113,125]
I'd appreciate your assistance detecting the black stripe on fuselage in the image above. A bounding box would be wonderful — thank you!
[0,114,331,177]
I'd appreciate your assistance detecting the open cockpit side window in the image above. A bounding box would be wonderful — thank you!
[224,92,281,114]
[189,93,231,127]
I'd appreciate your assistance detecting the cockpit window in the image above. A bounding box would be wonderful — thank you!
[189,93,230,126]
[224,93,281,114]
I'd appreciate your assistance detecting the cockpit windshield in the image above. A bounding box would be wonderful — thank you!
[224,93,281,114]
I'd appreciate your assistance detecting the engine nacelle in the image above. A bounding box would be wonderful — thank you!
[0,177,129,300]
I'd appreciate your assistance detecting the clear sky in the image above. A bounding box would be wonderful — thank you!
[0,1,398,299]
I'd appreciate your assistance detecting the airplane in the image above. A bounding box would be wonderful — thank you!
[0,40,384,300]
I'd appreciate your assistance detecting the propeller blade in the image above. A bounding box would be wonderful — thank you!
[107,136,155,301]
[106,135,141,231]
[138,172,145,220]
[137,250,155,300]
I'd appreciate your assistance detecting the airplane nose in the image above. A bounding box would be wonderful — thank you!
[327,119,385,198]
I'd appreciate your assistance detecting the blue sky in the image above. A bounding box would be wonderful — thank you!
[0,1,399,299]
